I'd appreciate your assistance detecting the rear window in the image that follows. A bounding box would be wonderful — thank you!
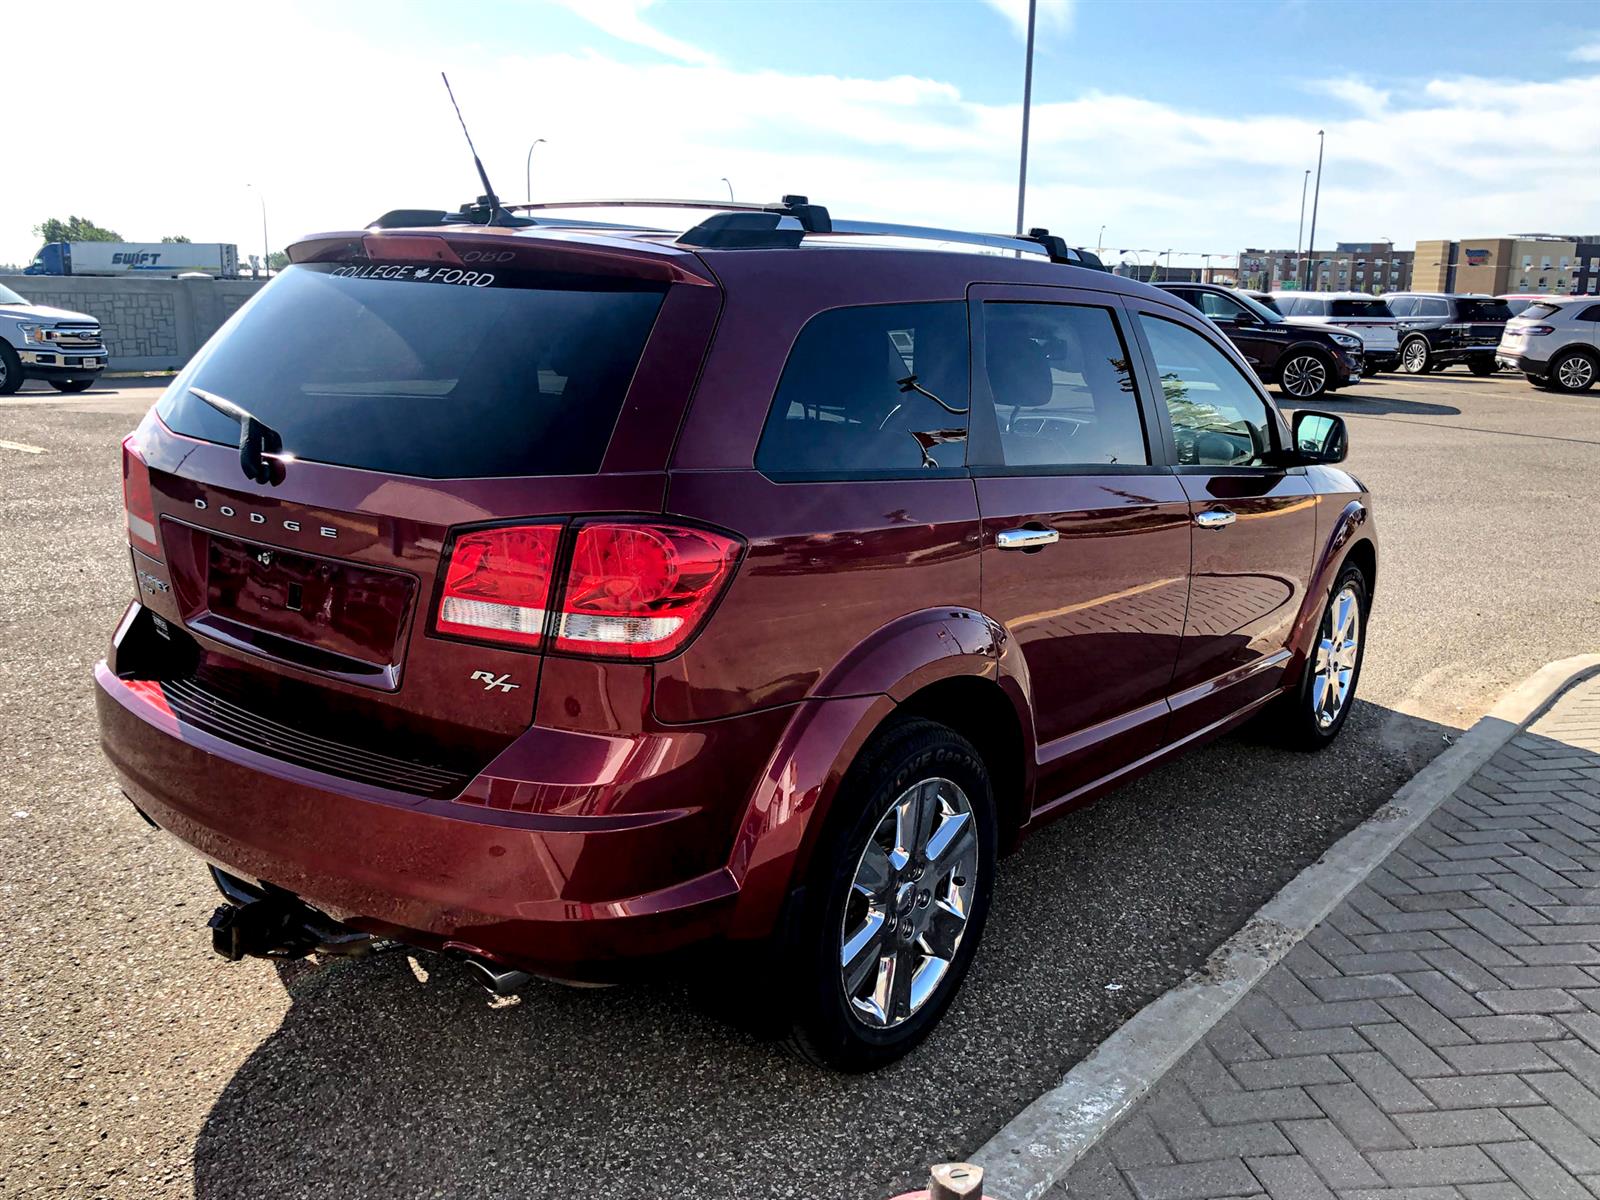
[1521,303,1564,321]
[1458,298,1513,322]
[156,263,667,478]
[755,302,969,476]
[1330,299,1391,318]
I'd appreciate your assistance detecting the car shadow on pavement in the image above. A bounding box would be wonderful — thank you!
[1296,389,1461,418]
[190,698,1458,1200]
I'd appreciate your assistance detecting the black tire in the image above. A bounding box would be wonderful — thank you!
[783,718,997,1071]
[0,343,22,395]
[1261,562,1370,751]
[1548,349,1598,394]
[49,378,95,393]
[1400,336,1432,374]
[1524,372,1549,389]
[1275,350,1333,401]
[1468,359,1496,377]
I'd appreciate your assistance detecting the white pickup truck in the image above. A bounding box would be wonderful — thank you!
[0,281,107,394]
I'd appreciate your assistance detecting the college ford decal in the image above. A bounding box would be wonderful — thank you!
[329,263,495,287]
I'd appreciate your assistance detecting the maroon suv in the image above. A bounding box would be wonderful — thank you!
[96,197,1376,1069]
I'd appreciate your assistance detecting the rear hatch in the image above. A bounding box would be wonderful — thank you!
[1456,297,1513,345]
[118,227,719,797]
[1327,299,1398,350]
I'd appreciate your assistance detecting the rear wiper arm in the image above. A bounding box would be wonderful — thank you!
[190,386,283,485]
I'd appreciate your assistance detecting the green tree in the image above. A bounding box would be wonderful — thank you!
[266,251,289,270]
[161,234,192,244]
[33,215,122,243]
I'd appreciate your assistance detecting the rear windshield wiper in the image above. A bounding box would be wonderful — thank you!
[190,386,284,485]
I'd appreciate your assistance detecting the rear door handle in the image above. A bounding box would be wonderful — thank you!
[1194,507,1236,530]
[996,527,1060,550]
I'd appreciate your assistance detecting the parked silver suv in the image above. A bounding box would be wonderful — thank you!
[1497,298,1600,393]
[1270,291,1401,372]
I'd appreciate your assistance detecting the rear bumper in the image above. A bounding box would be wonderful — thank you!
[96,656,756,981]
[1497,351,1548,374]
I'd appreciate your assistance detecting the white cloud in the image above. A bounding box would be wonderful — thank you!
[1,3,1597,273]
[1307,78,1391,117]
[1572,38,1600,62]
[547,0,716,65]
[981,0,1074,38]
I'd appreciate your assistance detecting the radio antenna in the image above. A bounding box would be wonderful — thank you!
[440,72,503,223]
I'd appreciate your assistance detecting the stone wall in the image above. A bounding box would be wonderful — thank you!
[0,275,268,371]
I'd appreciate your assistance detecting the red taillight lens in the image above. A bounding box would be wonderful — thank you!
[435,524,562,648]
[122,435,161,560]
[553,523,741,659]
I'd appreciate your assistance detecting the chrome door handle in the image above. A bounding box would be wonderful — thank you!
[1194,508,1236,530]
[996,527,1060,550]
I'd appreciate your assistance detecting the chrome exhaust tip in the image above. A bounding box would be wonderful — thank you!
[462,956,532,996]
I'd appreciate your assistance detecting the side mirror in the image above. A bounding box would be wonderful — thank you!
[1231,310,1259,326]
[1291,410,1348,464]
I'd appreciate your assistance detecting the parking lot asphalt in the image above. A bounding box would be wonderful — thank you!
[1,371,1596,1200]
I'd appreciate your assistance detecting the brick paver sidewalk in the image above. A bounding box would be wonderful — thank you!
[1056,675,1600,1200]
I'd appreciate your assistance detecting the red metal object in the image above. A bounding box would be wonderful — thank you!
[95,222,1377,985]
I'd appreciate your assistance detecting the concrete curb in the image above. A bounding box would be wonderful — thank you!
[969,653,1600,1200]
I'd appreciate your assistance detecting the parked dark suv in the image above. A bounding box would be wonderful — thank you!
[1384,292,1513,375]
[1155,282,1364,401]
[96,196,1377,1069]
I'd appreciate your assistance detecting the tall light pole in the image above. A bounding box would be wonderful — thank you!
[1119,249,1144,280]
[1302,130,1325,291]
[720,177,735,203]
[246,183,268,278]
[1014,0,1037,237]
[1294,168,1310,284]
[1096,224,1106,257]
[524,138,546,205]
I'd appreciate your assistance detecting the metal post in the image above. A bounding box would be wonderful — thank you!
[1014,0,1037,237]
[1295,168,1309,282]
[525,138,546,205]
[248,184,268,278]
[1096,224,1106,258]
[721,177,735,203]
[1303,130,1324,291]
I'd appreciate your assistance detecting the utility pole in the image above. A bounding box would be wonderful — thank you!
[1014,0,1037,237]
[1295,168,1309,285]
[1303,130,1324,291]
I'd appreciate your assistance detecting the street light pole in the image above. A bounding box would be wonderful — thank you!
[1014,0,1037,237]
[1295,167,1309,284]
[1302,130,1324,291]
[247,183,268,278]
[525,138,546,205]
[721,177,735,203]
[1096,224,1106,258]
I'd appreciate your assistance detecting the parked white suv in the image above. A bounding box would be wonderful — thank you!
[1270,292,1401,372]
[1497,297,1600,393]
[0,282,107,394]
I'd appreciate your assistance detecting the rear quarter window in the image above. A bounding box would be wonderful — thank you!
[1330,299,1392,318]
[156,263,667,479]
[755,302,969,477]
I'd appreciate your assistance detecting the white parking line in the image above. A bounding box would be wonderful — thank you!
[0,439,45,454]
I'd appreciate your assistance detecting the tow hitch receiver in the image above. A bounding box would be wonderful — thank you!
[206,868,379,961]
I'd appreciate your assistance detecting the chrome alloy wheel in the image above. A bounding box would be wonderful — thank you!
[1402,339,1429,373]
[1312,583,1361,729]
[1557,355,1595,391]
[1281,354,1328,398]
[839,776,978,1029]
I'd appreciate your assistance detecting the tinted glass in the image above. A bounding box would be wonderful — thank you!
[1580,305,1600,322]
[981,302,1147,468]
[1522,303,1564,320]
[1195,291,1249,322]
[1458,298,1514,322]
[1330,299,1392,318]
[156,263,666,478]
[1138,315,1274,468]
[756,302,969,475]
[1388,296,1417,317]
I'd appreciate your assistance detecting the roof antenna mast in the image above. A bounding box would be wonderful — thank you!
[440,71,504,224]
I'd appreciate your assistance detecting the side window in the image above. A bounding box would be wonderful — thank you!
[1387,296,1415,317]
[1137,314,1276,468]
[1282,297,1308,316]
[1196,291,1249,323]
[1421,298,1451,317]
[756,302,969,476]
[982,302,1148,468]
[1578,305,1600,323]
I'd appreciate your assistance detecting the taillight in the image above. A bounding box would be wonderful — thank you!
[553,523,742,659]
[434,521,741,658]
[1520,325,1556,336]
[122,435,161,560]
[436,524,561,648]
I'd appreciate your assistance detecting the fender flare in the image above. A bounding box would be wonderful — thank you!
[722,606,1035,939]
[1287,496,1376,676]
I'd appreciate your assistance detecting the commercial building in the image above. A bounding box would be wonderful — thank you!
[1412,235,1599,295]
[1235,244,1412,293]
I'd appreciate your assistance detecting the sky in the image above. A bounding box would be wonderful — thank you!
[3,0,1599,272]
